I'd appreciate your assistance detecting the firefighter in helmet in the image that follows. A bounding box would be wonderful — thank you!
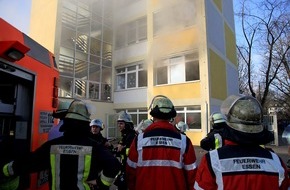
[0,99,121,190]
[48,100,71,140]
[195,95,288,190]
[175,121,189,134]
[200,112,227,151]
[90,119,112,149]
[126,95,197,190]
[114,110,136,190]
[135,119,153,134]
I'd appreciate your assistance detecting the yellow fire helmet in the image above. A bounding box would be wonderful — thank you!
[65,99,94,122]
[149,95,176,120]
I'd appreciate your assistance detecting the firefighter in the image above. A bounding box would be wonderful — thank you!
[175,121,189,135]
[126,95,197,190]
[194,95,289,190]
[48,100,71,140]
[114,111,136,190]
[134,119,153,134]
[0,136,19,190]
[90,119,112,149]
[0,99,121,190]
[200,112,227,151]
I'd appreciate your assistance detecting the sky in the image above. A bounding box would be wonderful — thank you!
[0,0,32,35]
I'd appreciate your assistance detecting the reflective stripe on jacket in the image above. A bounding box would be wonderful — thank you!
[194,143,289,190]
[126,121,197,190]
[2,132,121,190]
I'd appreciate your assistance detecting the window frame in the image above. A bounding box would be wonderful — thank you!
[115,17,147,49]
[155,52,199,85]
[174,106,201,130]
[115,62,147,90]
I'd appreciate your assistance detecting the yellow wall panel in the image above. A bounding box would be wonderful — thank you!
[30,0,58,52]
[186,131,203,145]
[225,23,237,65]
[210,50,227,99]
[153,82,201,99]
[152,28,198,58]
[213,0,222,12]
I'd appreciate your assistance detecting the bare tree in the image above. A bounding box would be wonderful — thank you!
[236,0,290,108]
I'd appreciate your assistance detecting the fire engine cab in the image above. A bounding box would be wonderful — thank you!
[0,18,59,189]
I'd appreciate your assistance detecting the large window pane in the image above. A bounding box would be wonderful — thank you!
[186,60,199,81]
[102,66,112,84]
[115,25,126,49]
[89,82,100,99]
[75,32,88,53]
[75,79,87,98]
[138,70,147,87]
[127,73,136,88]
[116,74,125,90]
[102,42,112,67]
[156,66,167,84]
[187,112,201,130]
[59,76,73,97]
[103,26,113,44]
[90,37,101,56]
[91,20,102,40]
[127,22,136,45]
[59,53,74,77]
[170,63,184,83]
[89,62,100,81]
[60,26,76,49]
[101,83,111,101]
[62,2,77,29]
[138,17,147,41]
[75,59,88,78]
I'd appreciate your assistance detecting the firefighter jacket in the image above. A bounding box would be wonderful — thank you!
[126,121,197,190]
[200,128,224,151]
[118,127,136,168]
[194,140,289,190]
[1,129,121,190]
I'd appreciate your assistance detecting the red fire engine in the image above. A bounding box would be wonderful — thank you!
[0,18,59,189]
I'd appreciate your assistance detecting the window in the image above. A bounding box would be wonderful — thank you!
[116,62,147,90]
[174,106,201,130]
[115,17,147,49]
[155,52,199,85]
[89,82,100,99]
[59,0,113,101]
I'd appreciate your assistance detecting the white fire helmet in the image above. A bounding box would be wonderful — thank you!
[135,119,153,133]
[90,119,104,130]
[209,112,226,126]
[221,95,263,134]
[117,111,133,123]
[175,121,189,133]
